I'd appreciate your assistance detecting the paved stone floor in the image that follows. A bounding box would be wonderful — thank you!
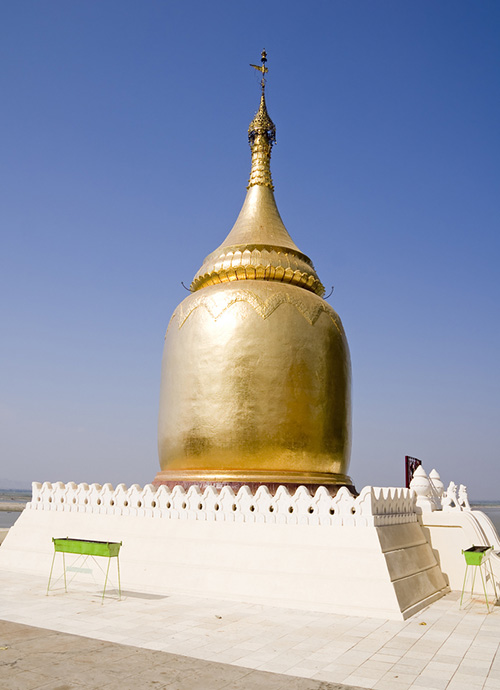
[0,619,358,690]
[0,569,499,689]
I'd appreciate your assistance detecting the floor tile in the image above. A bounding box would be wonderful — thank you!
[3,569,500,689]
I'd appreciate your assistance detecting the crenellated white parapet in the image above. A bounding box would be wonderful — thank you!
[28,481,417,527]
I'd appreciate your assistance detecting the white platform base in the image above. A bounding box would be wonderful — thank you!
[0,482,449,621]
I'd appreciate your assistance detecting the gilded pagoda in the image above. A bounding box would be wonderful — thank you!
[156,52,353,492]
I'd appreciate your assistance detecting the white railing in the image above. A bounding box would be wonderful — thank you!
[28,481,417,527]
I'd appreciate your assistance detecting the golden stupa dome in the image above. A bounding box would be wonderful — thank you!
[156,52,353,492]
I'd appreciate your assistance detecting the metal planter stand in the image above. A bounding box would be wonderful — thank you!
[460,545,498,612]
[47,537,122,603]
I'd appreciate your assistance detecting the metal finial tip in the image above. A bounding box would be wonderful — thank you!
[250,52,268,76]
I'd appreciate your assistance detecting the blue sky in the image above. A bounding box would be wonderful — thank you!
[1,1,499,497]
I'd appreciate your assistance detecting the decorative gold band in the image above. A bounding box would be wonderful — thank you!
[153,468,353,486]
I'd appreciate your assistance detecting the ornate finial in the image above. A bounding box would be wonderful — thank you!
[248,50,276,190]
[250,49,269,93]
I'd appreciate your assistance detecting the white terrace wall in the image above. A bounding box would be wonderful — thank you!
[0,482,448,620]
[410,465,500,595]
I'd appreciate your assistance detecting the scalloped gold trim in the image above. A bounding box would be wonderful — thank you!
[191,265,324,295]
[171,287,346,337]
[191,244,324,296]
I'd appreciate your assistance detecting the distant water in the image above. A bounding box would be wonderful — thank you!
[0,489,31,529]
[470,502,500,534]
[0,513,22,528]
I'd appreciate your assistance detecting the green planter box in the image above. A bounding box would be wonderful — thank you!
[48,537,122,602]
[53,538,121,558]
[462,545,492,566]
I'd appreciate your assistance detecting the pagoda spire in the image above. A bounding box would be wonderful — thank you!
[247,50,276,190]
[189,52,324,298]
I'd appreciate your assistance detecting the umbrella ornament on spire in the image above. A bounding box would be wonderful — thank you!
[248,50,276,189]
[250,49,269,90]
